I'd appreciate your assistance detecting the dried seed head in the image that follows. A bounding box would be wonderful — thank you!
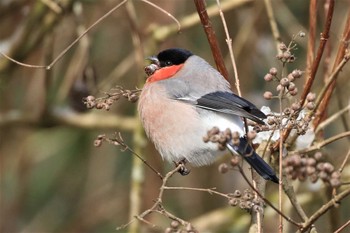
[269,67,278,76]
[287,73,295,82]
[280,77,290,87]
[229,198,239,206]
[306,92,316,102]
[276,84,284,92]
[292,69,303,79]
[314,152,323,161]
[330,178,341,188]
[306,102,315,110]
[279,43,287,51]
[291,102,301,111]
[263,91,273,100]
[264,73,274,82]
[233,190,242,197]
[289,87,298,96]
[288,82,296,91]
[94,139,102,147]
[230,156,240,166]
[170,221,180,229]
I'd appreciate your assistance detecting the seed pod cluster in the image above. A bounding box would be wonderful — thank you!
[82,87,140,111]
[283,152,341,188]
[164,221,198,233]
[228,189,263,213]
[203,127,240,151]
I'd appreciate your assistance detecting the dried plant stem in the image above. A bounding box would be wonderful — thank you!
[300,187,350,232]
[316,104,350,133]
[215,0,241,96]
[339,148,350,173]
[193,0,229,81]
[295,131,350,154]
[278,90,284,233]
[334,219,350,233]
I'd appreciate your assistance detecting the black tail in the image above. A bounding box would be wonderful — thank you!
[227,137,279,183]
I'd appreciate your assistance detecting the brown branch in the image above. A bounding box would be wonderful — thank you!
[334,219,350,233]
[193,0,229,81]
[306,0,317,79]
[313,9,350,128]
[300,187,350,232]
[299,0,334,107]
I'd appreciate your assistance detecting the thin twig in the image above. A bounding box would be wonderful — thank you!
[215,0,241,96]
[316,104,350,133]
[140,0,181,32]
[334,219,350,233]
[295,131,350,154]
[263,0,282,52]
[339,148,350,173]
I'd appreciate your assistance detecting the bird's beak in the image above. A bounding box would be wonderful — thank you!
[145,56,160,76]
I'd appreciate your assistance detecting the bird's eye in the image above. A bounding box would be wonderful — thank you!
[165,61,172,66]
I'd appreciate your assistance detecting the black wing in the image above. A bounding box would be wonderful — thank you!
[178,91,266,124]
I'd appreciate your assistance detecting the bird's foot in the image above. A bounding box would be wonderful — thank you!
[173,159,191,176]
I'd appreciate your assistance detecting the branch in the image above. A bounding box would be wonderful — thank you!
[193,0,229,81]
[295,131,350,154]
[300,187,350,232]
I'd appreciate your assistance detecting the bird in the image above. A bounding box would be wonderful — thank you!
[138,48,278,183]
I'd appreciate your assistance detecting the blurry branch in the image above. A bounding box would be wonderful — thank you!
[334,219,350,233]
[194,0,229,81]
[0,0,27,18]
[0,0,75,72]
[0,0,127,71]
[306,0,317,77]
[148,0,252,44]
[125,1,146,233]
[300,187,350,233]
[263,0,281,52]
[311,50,350,118]
[294,131,350,154]
[315,104,350,134]
[339,149,350,174]
[0,109,138,130]
[313,9,350,128]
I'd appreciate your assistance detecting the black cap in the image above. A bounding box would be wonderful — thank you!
[157,48,193,67]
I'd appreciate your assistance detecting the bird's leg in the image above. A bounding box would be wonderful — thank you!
[173,159,191,176]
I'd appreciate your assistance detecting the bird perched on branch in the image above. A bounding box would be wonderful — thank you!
[138,48,278,183]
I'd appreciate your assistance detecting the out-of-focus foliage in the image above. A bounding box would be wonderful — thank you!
[0,0,349,232]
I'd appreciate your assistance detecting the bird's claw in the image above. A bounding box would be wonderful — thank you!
[173,159,191,176]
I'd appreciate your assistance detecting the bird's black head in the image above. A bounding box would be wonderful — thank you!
[156,48,193,67]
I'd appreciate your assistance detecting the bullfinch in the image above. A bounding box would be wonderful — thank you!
[138,48,278,183]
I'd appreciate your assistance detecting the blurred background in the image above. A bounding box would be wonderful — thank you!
[1,0,349,232]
